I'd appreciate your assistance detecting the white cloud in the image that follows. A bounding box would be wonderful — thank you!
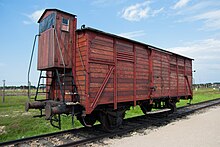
[173,1,215,16]
[174,0,220,31]
[120,1,164,21]
[152,7,164,16]
[170,38,220,57]
[170,38,220,83]
[186,1,219,13]
[192,10,220,30]
[118,30,146,39]
[23,9,45,25]
[173,0,191,9]
[120,1,151,21]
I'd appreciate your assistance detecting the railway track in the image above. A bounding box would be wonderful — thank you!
[1,98,220,147]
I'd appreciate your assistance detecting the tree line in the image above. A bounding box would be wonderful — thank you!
[0,85,36,89]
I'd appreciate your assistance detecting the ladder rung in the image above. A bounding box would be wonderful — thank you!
[64,84,76,86]
[59,74,73,77]
[59,76,74,79]
[40,76,53,78]
[40,84,52,86]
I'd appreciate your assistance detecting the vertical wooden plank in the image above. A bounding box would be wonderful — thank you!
[176,56,179,98]
[168,55,171,97]
[86,32,89,111]
[113,38,117,109]
[184,58,186,97]
[149,48,153,98]
[72,18,77,79]
[133,44,136,106]
[160,52,162,96]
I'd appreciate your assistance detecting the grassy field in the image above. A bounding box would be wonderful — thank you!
[1,88,220,142]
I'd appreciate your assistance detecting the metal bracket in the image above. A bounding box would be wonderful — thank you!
[50,114,61,129]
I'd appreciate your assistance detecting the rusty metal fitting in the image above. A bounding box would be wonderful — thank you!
[25,101,45,112]
[25,100,64,112]
[45,103,72,120]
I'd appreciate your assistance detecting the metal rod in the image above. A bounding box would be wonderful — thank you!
[28,34,40,101]
[2,80,5,103]
[35,71,42,101]
[54,29,66,102]
[55,69,65,101]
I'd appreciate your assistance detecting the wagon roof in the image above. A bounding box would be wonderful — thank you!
[76,27,194,60]
[38,9,76,23]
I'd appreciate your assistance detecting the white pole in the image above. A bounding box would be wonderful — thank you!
[2,80,5,103]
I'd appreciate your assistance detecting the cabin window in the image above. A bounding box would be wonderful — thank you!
[39,13,55,33]
[61,17,69,32]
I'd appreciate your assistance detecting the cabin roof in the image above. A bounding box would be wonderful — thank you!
[38,9,76,23]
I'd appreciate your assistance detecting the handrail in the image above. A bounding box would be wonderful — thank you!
[27,34,40,101]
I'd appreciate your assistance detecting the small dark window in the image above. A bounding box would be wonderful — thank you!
[61,17,69,32]
[62,18,69,25]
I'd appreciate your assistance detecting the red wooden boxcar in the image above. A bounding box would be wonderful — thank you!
[26,9,193,130]
[75,28,193,115]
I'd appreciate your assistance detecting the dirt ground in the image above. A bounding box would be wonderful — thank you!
[94,106,220,147]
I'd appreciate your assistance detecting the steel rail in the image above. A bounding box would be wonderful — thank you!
[1,98,220,147]
[62,98,220,147]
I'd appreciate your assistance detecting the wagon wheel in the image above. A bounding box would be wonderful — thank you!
[99,112,112,132]
[140,101,153,114]
[99,111,125,132]
[169,101,177,112]
[166,100,177,113]
[78,113,97,127]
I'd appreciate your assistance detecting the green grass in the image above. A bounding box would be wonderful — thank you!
[177,88,220,107]
[126,88,220,118]
[0,96,82,142]
[0,88,220,142]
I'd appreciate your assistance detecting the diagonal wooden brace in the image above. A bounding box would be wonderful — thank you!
[91,66,115,109]
[185,75,193,96]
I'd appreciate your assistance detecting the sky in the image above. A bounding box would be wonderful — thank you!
[0,0,220,86]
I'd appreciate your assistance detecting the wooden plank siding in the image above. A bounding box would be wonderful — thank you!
[75,32,87,104]
[75,29,193,114]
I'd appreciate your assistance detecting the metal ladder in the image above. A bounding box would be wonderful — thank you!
[34,69,79,102]
[34,70,53,101]
[55,69,79,103]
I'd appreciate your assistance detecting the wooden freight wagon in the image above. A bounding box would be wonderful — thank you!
[75,27,193,114]
[26,9,193,131]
